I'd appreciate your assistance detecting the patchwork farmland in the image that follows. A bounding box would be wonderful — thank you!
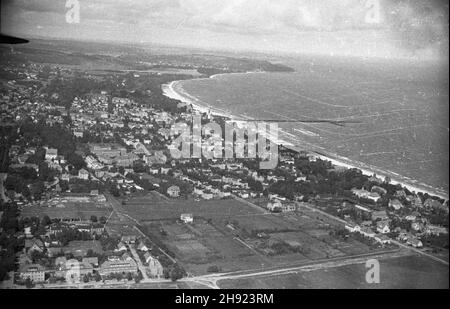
[115,192,399,276]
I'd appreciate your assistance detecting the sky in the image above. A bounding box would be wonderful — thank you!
[1,0,448,59]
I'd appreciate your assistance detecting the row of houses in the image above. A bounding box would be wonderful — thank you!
[19,236,165,283]
[344,224,391,245]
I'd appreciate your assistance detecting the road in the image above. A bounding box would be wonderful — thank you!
[128,244,150,281]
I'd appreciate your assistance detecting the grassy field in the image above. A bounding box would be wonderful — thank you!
[20,194,112,220]
[121,193,265,221]
[218,255,449,289]
[20,203,112,220]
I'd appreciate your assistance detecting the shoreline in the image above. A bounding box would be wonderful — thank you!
[161,73,449,201]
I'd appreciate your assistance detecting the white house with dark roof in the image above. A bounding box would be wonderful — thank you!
[116,242,127,252]
[376,220,391,234]
[180,213,193,224]
[19,264,45,283]
[137,241,149,252]
[78,169,89,180]
[389,199,404,211]
[167,185,180,198]
[143,252,164,278]
[45,148,58,161]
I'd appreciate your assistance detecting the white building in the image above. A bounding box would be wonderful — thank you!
[45,148,58,161]
[180,213,193,224]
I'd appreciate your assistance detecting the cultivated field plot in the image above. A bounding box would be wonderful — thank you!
[143,220,265,275]
[214,210,386,265]
[20,203,112,220]
[122,193,265,221]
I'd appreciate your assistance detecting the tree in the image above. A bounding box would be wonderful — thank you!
[25,277,34,289]
[41,215,51,227]
[59,180,69,192]
[67,153,86,170]
[118,166,125,175]
[109,185,120,197]
[127,272,133,281]
[170,264,186,282]
[94,272,102,282]
[133,162,146,173]
[36,223,47,236]
[207,265,221,273]
[90,215,98,223]
[134,270,143,283]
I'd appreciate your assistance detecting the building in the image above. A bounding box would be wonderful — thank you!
[376,220,391,234]
[389,199,404,211]
[55,256,67,267]
[78,169,89,180]
[121,235,137,244]
[345,225,361,233]
[360,227,376,237]
[75,223,105,235]
[116,242,127,252]
[354,205,373,218]
[407,238,423,248]
[424,198,446,212]
[351,188,381,202]
[144,252,164,278]
[62,259,94,282]
[411,222,425,232]
[282,203,297,213]
[122,252,134,261]
[82,257,99,267]
[267,201,283,212]
[180,213,193,224]
[114,153,139,167]
[372,210,389,221]
[374,235,391,245]
[137,241,149,252]
[25,238,45,255]
[144,151,167,165]
[45,148,58,161]
[47,247,63,258]
[425,225,448,236]
[371,186,387,195]
[167,185,180,198]
[99,259,138,276]
[19,264,45,283]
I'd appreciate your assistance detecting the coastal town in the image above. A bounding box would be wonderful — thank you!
[0,41,448,289]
